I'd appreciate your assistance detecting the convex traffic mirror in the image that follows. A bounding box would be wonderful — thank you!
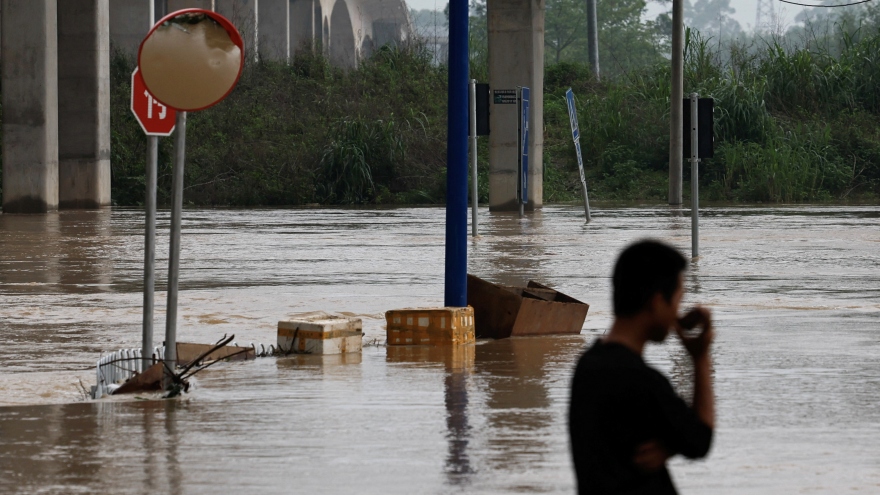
[138,9,244,111]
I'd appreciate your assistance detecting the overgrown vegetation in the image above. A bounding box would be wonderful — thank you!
[541,22,880,203]
[109,43,449,206]
[5,4,859,206]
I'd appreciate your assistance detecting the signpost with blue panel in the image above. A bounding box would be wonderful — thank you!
[565,88,592,222]
[518,87,530,216]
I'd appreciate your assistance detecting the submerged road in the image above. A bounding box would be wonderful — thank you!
[0,205,878,493]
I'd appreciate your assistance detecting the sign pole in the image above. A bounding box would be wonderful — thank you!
[164,111,186,389]
[470,79,479,237]
[131,66,175,371]
[517,87,530,219]
[690,93,700,258]
[142,136,158,371]
[565,89,591,223]
[444,0,469,307]
[518,87,524,218]
[580,173,592,222]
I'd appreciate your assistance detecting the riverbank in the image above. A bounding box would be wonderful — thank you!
[102,31,880,207]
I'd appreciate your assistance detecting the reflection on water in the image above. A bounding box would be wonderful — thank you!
[0,205,879,494]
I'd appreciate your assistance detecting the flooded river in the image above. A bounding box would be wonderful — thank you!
[0,205,878,494]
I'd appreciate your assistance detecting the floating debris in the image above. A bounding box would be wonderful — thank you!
[467,274,590,339]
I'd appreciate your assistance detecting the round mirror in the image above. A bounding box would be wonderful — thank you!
[138,9,244,112]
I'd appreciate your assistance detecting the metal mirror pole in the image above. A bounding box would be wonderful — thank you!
[470,79,479,237]
[164,111,186,389]
[142,136,158,371]
[690,93,700,258]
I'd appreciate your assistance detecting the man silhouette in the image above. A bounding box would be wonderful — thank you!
[569,240,714,494]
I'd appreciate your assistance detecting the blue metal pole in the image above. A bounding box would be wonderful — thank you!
[445,0,469,307]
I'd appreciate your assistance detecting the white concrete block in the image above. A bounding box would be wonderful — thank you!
[278,314,362,355]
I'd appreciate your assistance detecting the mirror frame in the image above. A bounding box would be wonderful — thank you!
[137,8,245,112]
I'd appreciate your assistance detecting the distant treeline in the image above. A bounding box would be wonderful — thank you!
[104,22,880,206]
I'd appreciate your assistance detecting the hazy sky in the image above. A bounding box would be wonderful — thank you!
[404,0,817,33]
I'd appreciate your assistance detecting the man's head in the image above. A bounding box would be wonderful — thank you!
[612,240,688,341]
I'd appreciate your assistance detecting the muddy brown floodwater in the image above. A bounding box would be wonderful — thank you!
[0,205,878,494]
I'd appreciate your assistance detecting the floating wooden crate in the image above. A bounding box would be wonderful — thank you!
[467,274,589,339]
[278,315,363,355]
[385,306,475,346]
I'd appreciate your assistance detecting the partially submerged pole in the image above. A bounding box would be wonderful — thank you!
[669,0,684,205]
[164,111,186,388]
[690,93,700,258]
[444,0,469,307]
[142,136,158,371]
[470,79,479,237]
[565,88,592,223]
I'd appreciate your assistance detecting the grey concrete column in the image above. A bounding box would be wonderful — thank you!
[109,0,154,56]
[290,0,314,54]
[315,0,326,51]
[329,0,357,68]
[259,0,290,60]
[487,0,543,211]
[58,0,111,209]
[215,0,258,61]
[1,0,59,213]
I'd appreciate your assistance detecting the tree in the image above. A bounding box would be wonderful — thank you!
[592,0,667,75]
[687,0,742,40]
[545,0,587,63]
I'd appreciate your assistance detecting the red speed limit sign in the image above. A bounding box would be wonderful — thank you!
[131,67,176,136]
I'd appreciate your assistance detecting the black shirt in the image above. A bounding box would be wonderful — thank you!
[569,340,713,494]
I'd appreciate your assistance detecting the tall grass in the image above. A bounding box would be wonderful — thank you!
[542,26,880,203]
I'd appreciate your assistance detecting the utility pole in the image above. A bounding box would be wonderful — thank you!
[669,0,683,205]
[586,0,599,81]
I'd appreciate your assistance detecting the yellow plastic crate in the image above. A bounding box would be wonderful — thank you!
[385,306,475,346]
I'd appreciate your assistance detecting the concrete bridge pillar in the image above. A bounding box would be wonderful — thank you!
[258,0,290,60]
[109,0,154,56]
[487,0,543,211]
[215,0,258,60]
[329,0,356,68]
[58,0,111,209]
[1,0,59,213]
[289,0,314,54]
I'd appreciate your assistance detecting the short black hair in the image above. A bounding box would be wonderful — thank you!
[612,240,688,317]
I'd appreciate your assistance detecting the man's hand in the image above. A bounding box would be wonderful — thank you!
[676,306,716,429]
[633,440,671,473]
[675,306,713,361]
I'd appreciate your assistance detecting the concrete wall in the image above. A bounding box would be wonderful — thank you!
[109,0,153,56]
[58,0,112,209]
[487,0,543,211]
[258,0,289,60]
[329,0,357,68]
[167,0,214,11]
[1,0,59,213]
[215,0,258,61]
[290,0,314,53]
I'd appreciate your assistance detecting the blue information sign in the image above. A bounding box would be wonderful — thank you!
[520,87,530,205]
[565,88,586,183]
